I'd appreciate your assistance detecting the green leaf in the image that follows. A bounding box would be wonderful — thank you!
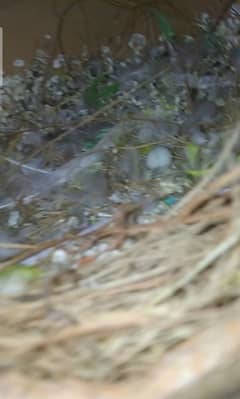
[0,264,41,279]
[99,82,119,100]
[152,10,175,41]
[83,78,101,108]
[0,264,42,296]
[185,143,200,167]
[139,143,154,156]
[203,32,224,51]
[186,169,210,177]
[83,76,119,108]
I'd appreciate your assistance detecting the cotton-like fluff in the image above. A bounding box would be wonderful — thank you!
[146,146,172,170]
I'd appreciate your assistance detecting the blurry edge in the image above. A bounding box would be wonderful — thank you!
[0,27,2,108]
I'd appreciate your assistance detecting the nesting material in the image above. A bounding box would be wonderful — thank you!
[1,125,240,397]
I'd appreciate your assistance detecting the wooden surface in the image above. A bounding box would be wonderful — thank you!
[0,0,231,74]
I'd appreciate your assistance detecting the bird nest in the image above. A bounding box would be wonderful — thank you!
[1,125,240,391]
